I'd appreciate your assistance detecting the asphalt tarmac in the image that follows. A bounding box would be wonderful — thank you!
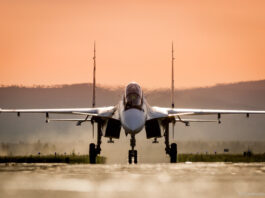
[0,163,264,198]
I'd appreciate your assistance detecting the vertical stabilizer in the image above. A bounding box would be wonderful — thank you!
[171,42,175,108]
[92,41,96,108]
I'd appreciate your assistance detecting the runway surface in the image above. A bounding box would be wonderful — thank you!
[0,163,265,198]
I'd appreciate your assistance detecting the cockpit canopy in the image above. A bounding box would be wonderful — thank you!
[125,82,143,109]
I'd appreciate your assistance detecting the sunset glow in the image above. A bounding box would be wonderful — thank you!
[0,0,265,89]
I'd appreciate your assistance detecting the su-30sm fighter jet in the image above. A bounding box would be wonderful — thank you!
[1,44,265,164]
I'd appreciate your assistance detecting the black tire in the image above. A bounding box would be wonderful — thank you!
[134,150,138,164]
[89,143,96,164]
[128,150,132,164]
[170,143,177,163]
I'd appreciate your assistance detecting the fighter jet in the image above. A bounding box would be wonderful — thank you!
[1,43,265,164]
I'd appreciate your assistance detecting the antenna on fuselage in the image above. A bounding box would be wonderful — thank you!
[171,42,175,139]
[91,41,96,138]
[92,41,96,108]
[171,42,175,109]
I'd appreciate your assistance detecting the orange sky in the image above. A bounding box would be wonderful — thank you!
[0,0,265,89]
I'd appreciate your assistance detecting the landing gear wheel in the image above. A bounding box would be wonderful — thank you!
[128,150,138,164]
[170,143,177,163]
[89,143,97,164]
[134,150,138,164]
[128,150,132,164]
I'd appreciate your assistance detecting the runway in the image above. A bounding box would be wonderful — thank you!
[0,163,265,198]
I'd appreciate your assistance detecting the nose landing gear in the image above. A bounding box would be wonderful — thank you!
[128,134,137,164]
[128,150,137,164]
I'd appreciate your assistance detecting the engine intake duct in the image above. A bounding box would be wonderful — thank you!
[145,119,161,139]
[104,118,121,139]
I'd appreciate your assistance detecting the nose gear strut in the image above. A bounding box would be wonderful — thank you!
[128,134,137,164]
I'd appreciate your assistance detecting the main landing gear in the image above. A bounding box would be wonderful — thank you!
[89,121,176,164]
[89,121,102,164]
[128,134,137,164]
[164,124,177,163]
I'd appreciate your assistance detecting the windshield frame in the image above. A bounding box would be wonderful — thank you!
[124,83,143,110]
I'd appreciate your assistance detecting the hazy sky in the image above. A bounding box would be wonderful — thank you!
[0,0,265,89]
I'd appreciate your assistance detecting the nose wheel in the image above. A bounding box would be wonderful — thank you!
[128,150,137,164]
[128,134,137,164]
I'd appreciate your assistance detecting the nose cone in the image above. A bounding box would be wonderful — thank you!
[121,108,146,133]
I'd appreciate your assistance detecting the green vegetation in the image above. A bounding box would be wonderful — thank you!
[177,154,265,163]
[0,155,106,164]
[1,154,265,164]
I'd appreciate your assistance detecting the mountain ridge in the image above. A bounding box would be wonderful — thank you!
[1,79,265,91]
[0,79,265,143]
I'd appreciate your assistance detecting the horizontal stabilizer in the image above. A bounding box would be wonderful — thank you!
[47,118,91,122]
[175,118,218,123]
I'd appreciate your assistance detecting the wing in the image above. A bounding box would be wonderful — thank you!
[0,106,117,122]
[148,106,265,121]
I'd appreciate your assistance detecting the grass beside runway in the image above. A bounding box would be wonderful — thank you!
[1,154,265,164]
[0,155,106,164]
[178,154,265,163]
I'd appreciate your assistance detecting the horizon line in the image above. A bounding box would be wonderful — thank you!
[0,79,265,91]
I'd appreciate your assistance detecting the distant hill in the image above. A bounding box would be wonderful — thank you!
[0,80,265,142]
